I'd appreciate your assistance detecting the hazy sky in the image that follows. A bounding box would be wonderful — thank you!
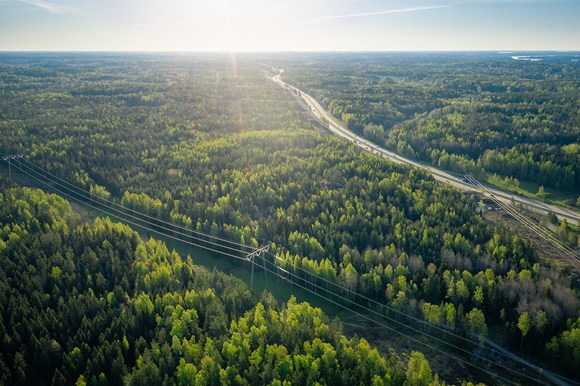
[1,0,579,51]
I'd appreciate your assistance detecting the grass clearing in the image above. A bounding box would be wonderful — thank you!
[484,172,579,210]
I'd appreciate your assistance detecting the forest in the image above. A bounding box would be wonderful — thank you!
[280,53,580,202]
[0,53,579,381]
[0,184,443,385]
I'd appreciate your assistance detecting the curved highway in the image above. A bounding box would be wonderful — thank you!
[271,73,580,225]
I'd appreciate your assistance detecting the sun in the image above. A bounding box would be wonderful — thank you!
[131,0,297,51]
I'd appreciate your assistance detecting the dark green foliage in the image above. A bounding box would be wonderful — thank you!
[282,53,579,191]
[0,186,417,385]
[0,53,578,376]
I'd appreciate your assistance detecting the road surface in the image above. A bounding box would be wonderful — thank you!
[271,73,580,226]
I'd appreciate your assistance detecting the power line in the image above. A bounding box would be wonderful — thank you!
[1,154,23,180]
[261,254,551,385]
[466,174,576,256]
[257,258,531,386]
[16,160,277,292]
[266,249,576,386]
[266,250,508,357]
[14,161,251,262]
[7,158,561,385]
[14,159,549,381]
[19,158,258,253]
[19,158,266,248]
[465,174,579,264]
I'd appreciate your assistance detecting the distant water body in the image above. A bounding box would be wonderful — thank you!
[501,52,579,63]
[511,56,543,62]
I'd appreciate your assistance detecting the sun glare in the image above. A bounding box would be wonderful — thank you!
[2,0,578,51]
[144,0,296,51]
[128,0,287,51]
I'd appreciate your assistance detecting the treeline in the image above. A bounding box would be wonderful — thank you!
[282,53,580,194]
[388,106,579,191]
[480,144,579,190]
[0,53,578,375]
[0,186,448,385]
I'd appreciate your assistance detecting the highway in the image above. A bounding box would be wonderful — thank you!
[271,73,580,226]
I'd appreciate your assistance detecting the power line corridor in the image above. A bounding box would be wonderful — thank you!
[2,156,574,386]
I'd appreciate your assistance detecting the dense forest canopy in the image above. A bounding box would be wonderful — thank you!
[1,53,579,380]
[1,185,439,385]
[280,52,580,198]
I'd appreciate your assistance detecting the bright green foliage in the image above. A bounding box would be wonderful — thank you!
[547,317,580,371]
[423,303,443,326]
[75,375,87,386]
[0,54,578,374]
[517,312,531,349]
[465,308,487,343]
[473,286,484,306]
[404,352,432,386]
[444,303,457,327]
[0,186,425,385]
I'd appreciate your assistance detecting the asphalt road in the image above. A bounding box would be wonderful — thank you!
[271,73,580,225]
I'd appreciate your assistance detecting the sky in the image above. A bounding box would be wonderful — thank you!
[0,0,579,51]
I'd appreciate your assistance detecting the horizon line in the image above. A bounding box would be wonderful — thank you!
[1,49,579,54]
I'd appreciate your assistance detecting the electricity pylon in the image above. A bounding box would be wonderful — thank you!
[1,154,23,180]
[246,244,270,290]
